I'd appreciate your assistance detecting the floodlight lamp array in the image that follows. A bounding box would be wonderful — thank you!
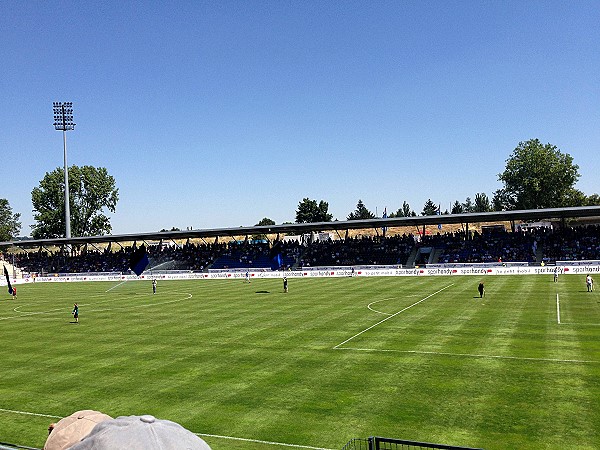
[53,102,75,131]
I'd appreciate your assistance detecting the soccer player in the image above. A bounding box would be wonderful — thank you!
[586,275,594,292]
[478,282,485,298]
[283,277,288,293]
[12,286,17,300]
[72,303,79,323]
[152,279,157,294]
[554,267,559,282]
[245,270,250,283]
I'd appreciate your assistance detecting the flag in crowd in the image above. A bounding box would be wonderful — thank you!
[4,266,13,295]
[269,241,283,271]
[129,244,149,276]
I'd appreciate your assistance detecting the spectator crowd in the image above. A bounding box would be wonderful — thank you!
[4,225,600,275]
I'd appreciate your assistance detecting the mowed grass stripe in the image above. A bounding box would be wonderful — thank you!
[0,276,599,450]
[540,276,600,447]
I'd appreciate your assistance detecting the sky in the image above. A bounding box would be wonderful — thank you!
[1,1,599,236]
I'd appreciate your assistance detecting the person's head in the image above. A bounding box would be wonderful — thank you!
[68,415,211,449]
[44,410,112,450]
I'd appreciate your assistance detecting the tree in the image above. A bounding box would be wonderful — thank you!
[0,199,21,241]
[31,165,119,238]
[421,199,438,216]
[462,197,474,213]
[390,201,415,217]
[255,218,276,226]
[295,198,333,223]
[253,217,276,240]
[474,193,491,212]
[347,199,375,220]
[497,139,583,209]
[491,189,510,211]
[585,194,600,206]
[451,200,464,214]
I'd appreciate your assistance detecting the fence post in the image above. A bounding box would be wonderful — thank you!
[368,436,375,450]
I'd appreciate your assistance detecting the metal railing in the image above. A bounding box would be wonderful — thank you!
[342,437,484,450]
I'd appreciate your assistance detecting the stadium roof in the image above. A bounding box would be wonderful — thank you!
[2,205,600,250]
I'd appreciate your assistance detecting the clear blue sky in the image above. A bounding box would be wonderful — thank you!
[2,1,599,236]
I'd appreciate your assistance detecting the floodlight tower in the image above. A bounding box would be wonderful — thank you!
[53,102,75,239]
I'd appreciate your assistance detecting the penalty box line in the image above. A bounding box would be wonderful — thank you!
[333,284,454,350]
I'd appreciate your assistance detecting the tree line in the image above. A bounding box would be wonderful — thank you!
[1,139,599,242]
[262,139,600,225]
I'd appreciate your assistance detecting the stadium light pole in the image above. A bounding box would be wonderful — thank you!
[53,102,75,239]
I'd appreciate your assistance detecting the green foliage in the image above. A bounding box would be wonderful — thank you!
[421,199,438,216]
[462,197,474,213]
[586,193,600,206]
[31,165,118,238]
[347,199,375,220]
[497,139,582,209]
[255,217,276,226]
[390,201,414,217]
[474,192,491,212]
[0,199,21,241]
[295,198,333,223]
[253,218,276,240]
[451,200,463,214]
[491,188,511,211]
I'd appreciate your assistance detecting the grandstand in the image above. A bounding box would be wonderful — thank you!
[3,207,600,274]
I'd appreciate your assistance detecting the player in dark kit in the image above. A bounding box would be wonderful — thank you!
[72,303,79,323]
[478,282,485,298]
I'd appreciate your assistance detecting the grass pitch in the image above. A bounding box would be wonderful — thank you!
[0,275,599,449]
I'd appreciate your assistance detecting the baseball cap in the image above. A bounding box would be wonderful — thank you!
[44,410,112,450]
[68,414,211,449]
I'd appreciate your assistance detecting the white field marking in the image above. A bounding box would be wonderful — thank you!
[13,305,65,314]
[0,292,192,321]
[333,284,454,349]
[195,432,336,450]
[366,298,395,316]
[106,279,128,292]
[0,408,335,450]
[556,293,561,324]
[0,408,62,419]
[335,347,599,364]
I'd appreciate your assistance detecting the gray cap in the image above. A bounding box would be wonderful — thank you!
[68,415,211,450]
